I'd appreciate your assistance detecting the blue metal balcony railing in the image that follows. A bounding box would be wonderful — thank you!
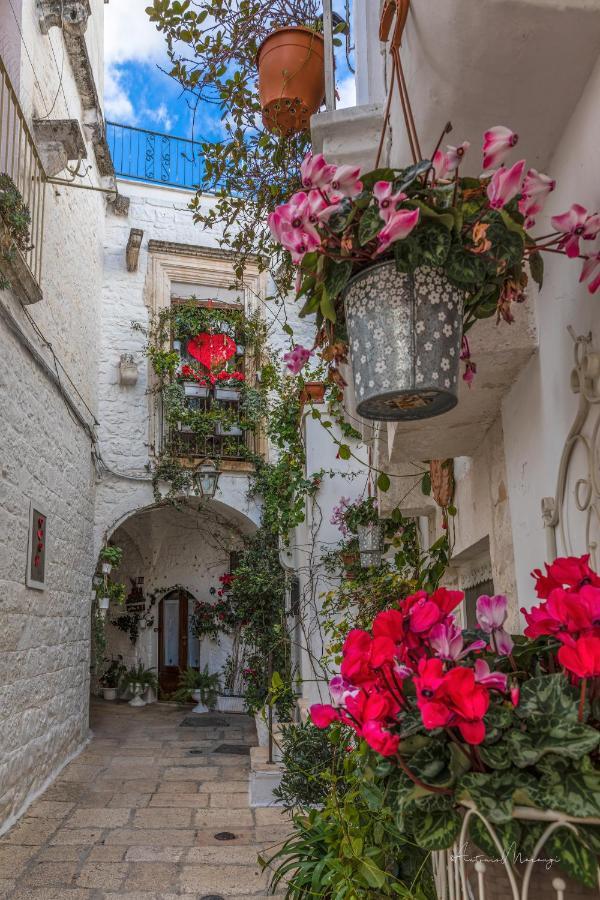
[106,121,204,191]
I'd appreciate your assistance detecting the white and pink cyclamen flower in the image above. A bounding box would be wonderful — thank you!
[551,204,600,259]
[580,253,600,295]
[482,125,519,172]
[375,208,420,255]
[429,619,486,661]
[373,181,407,223]
[476,594,514,656]
[518,168,556,228]
[433,141,470,180]
[486,159,526,210]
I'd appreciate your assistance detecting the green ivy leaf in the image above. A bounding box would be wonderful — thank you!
[529,251,544,289]
[393,235,419,273]
[547,829,599,889]
[414,222,452,267]
[516,674,579,723]
[421,472,432,496]
[377,472,391,492]
[445,244,489,286]
[320,287,337,323]
[338,444,351,460]
[324,260,353,300]
[413,808,462,851]
[358,205,384,246]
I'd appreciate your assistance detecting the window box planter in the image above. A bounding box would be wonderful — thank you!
[256,26,325,136]
[216,694,246,714]
[183,382,209,399]
[215,422,243,437]
[343,262,464,421]
[214,387,240,402]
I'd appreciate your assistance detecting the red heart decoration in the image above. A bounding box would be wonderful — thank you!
[187,332,237,371]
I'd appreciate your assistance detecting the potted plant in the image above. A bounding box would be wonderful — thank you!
[121,663,157,708]
[100,656,127,701]
[256,24,325,136]
[173,666,219,712]
[299,381,326,404]
[308,553,600,896]
[269,130,600,420]
[99,545,123,575]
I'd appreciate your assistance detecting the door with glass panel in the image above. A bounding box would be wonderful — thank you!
[158,589,201,694]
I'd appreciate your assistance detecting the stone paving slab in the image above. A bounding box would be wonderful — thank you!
[0,699,291,898]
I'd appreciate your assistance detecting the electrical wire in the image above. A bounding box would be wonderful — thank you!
[6,0,50,116]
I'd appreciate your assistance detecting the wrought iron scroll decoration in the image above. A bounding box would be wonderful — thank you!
[541,329,600,567]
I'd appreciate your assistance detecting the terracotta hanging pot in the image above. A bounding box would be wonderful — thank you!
[256,27,325,136]
[430,459,455,509]
[299,381,326,405]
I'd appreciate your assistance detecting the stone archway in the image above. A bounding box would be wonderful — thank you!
[93,496,258,701]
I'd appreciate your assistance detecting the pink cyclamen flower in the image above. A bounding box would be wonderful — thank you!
[580,253,600,295]
[310,703,340,728]
[279,228,320,265]
[328,675,357,708]
[283,345,312,374]
[522,168,556,202]
[463,360,477,386]
[482,126,519,171]
[433,142,470,179]
[474,659,508,693]
[373,182,407,223]
[375,208,420,255]
[476,594,514,656]
[329,164,363,201]
[551,204,600,259]
[429,620,486,661]
[486,160,526,210]
[300,152,336,191]
[510,682,520,707]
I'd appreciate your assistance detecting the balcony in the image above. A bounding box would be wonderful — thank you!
[106,121,204,191]
[0,55,46,304]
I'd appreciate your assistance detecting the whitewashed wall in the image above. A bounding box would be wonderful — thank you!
[0,0,105,833]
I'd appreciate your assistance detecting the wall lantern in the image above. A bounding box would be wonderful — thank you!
[192,458,220,499]
[119,353,138,386]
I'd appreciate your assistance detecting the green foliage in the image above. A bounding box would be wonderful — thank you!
[0,172,32,254]
[121,662,158,692]
[171,666,220,707]
[144,0,323,293]
[99,545,123,567]
[100,656,128,689]
[264,740,436,898]
[273,721,348,811]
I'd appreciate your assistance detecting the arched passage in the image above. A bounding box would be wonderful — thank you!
[92,496,258,699]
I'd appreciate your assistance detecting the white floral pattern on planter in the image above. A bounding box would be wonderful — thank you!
[343,262,465,421]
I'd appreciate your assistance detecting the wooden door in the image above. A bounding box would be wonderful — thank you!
[158,590,200,694]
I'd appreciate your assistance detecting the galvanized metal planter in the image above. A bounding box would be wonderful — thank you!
[343,262,465,421]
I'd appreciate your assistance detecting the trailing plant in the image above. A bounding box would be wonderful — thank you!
[309,553,600,889]
[269,131,600,382]
[111,612,142,646]
[172,665,220,707]
[91,607,107,663]
[0,173,32,287]
[99,545,124,567]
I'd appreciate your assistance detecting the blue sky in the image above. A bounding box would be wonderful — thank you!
[104,0,356,141]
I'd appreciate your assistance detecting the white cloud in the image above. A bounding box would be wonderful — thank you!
[104,66,136,122]
[337,74,356,110]
[104,0,167,66]
[145,103,174,133]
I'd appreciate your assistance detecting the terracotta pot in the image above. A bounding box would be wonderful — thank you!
[299,381,326,405]
[256,27,325,136]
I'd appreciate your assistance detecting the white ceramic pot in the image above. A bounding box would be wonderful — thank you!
[128,683,146,708]
[99,596,110,610]
[103,687,117,701]
[101,562,112,575]
[191,689,209,714]
[216,694,245,714]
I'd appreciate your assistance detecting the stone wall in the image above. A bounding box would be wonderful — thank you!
[0,0,105,833]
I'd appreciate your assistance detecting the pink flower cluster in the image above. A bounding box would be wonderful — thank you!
[283,345,313,375]
[481,126,600,291]
[310,586,512,754]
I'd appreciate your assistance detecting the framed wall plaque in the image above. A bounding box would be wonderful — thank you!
[26,501,47,590]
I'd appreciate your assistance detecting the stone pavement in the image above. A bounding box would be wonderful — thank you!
[0,699,291,899]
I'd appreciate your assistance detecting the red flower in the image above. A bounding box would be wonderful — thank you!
[557,635,600,679]
[414,659,490,745]
[310,704,341,728]
[532,554,600,599]
[362,720,400,756]
[522,584,600,642]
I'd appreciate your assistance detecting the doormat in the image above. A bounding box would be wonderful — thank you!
[180,716,230,728]
[213,743,251,756]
